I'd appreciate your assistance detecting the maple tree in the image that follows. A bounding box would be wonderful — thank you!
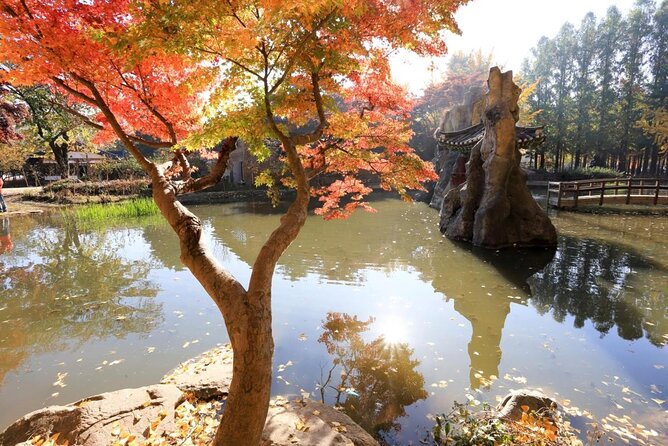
[0,0,467,444]
[0,87,28,145]
[6,85,97,178]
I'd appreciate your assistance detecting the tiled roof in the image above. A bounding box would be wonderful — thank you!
[437,123,545,152]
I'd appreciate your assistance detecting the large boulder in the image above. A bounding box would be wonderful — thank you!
[161,344,233,399]
[0,384,183,446]
[1,346,379,446]
[440,68,557,248]
[263,400,378,446]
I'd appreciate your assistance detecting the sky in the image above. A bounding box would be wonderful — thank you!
[390,0,641,95]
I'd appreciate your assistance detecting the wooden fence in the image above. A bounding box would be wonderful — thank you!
[547,177,668,209]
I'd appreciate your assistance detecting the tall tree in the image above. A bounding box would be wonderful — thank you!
[618,0,655,172]
[0,1,465,445]
[522,36,556,169]
[593,7,624,167]
[571,13,598,168]
[551,23,575,171]
[7,85,95,178]
[644,0,668,173]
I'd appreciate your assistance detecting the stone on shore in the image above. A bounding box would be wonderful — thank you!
[161,345,233,400]
[496,388,558,422]
[0,384,183,446]
[1,345,379,446]
[264,400,378,446]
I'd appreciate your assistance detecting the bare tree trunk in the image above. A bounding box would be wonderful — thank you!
[49,140,69,179]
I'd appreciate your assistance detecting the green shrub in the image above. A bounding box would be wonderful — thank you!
[558,167,624,181]
[43,179,151,197]
[427,402,577,446]
[87,158,146,181]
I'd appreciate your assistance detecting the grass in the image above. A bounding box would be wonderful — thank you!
[68,197,159,222]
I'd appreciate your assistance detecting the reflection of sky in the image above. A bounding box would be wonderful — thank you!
[0,203,666,445]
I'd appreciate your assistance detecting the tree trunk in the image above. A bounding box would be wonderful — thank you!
[49,140,69,179]
[215,294,274,446]
[87,77,314,446]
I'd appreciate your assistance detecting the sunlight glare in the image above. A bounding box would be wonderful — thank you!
[377,315,409,345]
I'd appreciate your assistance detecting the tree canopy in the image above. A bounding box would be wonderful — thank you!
[0,1,469,444]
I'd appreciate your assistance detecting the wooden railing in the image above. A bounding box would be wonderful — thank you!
[547,177,668,209]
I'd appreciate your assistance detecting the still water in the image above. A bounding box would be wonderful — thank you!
[0,200,666,444]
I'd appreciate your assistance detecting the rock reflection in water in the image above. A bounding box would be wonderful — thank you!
[317,312,427,438]
[0,219,162,385]
[434,246,555,389]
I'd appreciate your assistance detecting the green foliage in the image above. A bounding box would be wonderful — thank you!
[558,166,624,180]
[429,402,573,446]
[87,158,146,181]
[432,403,510,446]
[43,179,151,198]
[521,1,667,174]
[68,198,158,222]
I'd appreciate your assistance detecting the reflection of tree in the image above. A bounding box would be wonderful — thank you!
[205,200,667,389]
[528,236,667,346]
[0,220,162,384]
[317,312,428,438]
[141,220,184,271]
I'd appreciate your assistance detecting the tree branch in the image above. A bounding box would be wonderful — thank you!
[171,137,238,195]
[267,9,336,95]
[289,70,328,145]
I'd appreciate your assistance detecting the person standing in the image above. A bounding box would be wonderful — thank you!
[0,177,7,213]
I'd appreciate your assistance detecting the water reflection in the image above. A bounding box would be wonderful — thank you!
[0,218,12,254]
[204,200,666,391]
[528,236,667,346]
[0,219,163,384]
[317,312,427,437]
[443,247,555,389]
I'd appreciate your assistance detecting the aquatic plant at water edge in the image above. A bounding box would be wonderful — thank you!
[68,198,158,222]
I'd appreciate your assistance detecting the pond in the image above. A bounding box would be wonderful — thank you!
[0,199,666,444]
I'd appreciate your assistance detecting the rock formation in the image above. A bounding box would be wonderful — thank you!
[439,68,557,248]
[429,86,486,209]
[0,345,379,446]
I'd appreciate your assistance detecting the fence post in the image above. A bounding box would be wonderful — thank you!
[599,180,605,206]
[574,182,579,208]
[546,183,551,208]
[626,178,632,205]
[655,179,660,205]
[557,182,562,208]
